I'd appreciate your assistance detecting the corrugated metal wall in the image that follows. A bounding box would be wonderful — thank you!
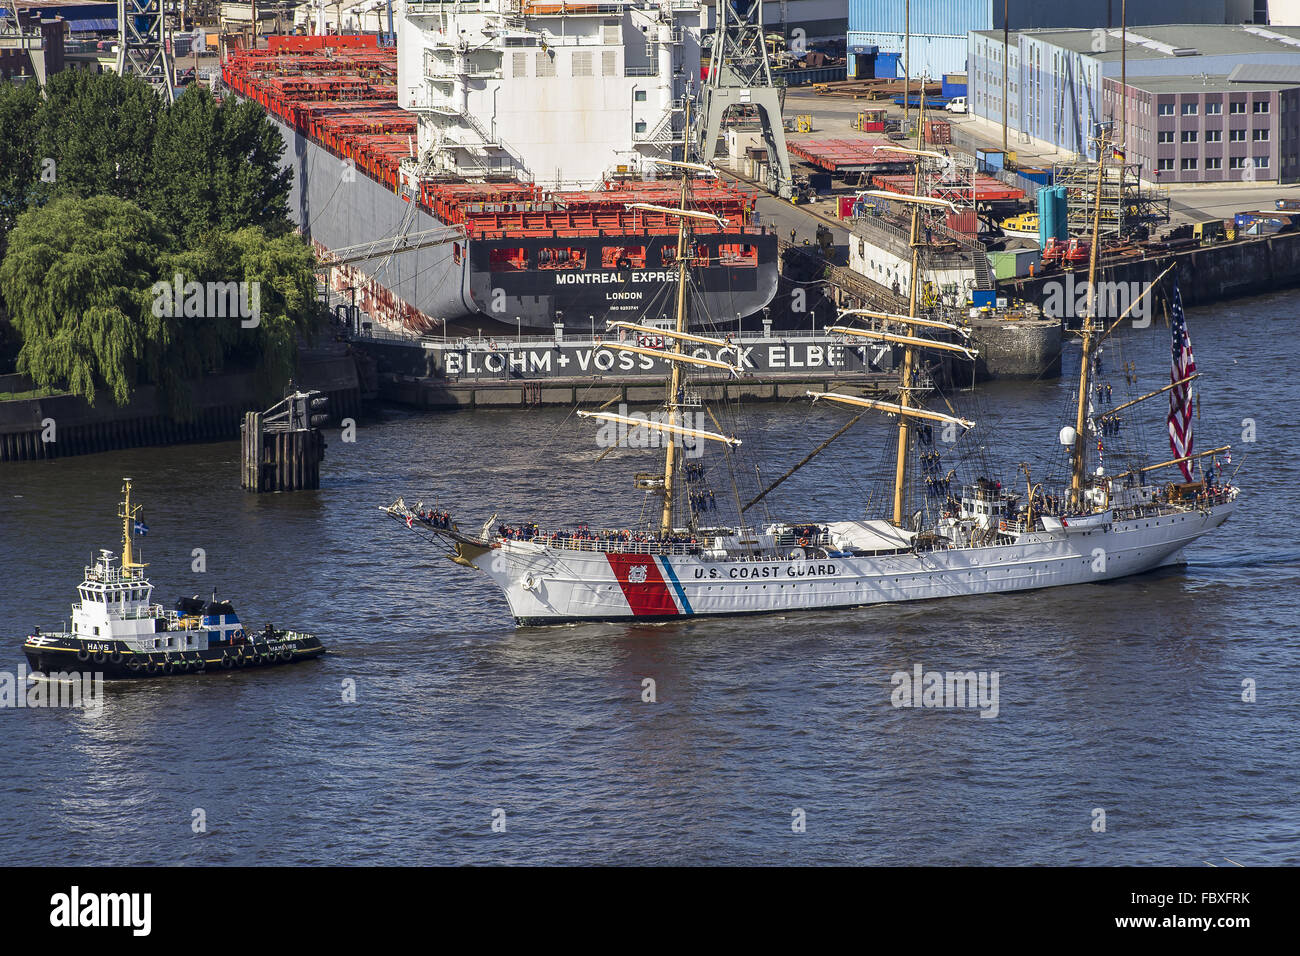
[849,0,1231,37]
[847,32,971,78]
[848,0,991,38]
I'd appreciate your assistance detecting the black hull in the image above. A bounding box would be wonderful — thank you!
[22,636,326,680]
[468,234,780,327]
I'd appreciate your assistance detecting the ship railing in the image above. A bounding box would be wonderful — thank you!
[525,535,701,556]
[353,324,877,350]
[625,66,659,77]
[119,604,168,621]
[773,533,832,550]
[519,2,632,16]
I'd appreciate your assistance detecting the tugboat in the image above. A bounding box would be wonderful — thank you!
[22,479,325,678]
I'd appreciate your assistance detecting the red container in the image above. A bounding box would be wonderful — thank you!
[946,209,977,234]
[924,120,952,145]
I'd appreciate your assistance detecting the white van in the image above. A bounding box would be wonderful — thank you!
[946,96,968,114]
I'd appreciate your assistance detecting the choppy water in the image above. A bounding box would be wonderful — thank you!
[1,293,1297,865]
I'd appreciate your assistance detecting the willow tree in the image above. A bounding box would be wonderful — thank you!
[0,195,172,406]
[1,197,320,413]
[156,227,320,411]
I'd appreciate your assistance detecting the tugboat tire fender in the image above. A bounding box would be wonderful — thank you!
[125,660,140,672]
[109,649,123,663]
[92,651,107,664]
[76,647,91,662]
[144,660,158,674]
[279,648,293,662]
[162,660,175,675]
[221,654,235,669]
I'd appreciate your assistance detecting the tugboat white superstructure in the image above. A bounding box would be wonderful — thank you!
[382,112,1240,625]
[22,480,325,677]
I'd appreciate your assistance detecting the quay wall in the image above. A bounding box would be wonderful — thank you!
[0,353,362,463]
[379,373,899,411]
[999,231,1300,311]
[963,317,1063,381]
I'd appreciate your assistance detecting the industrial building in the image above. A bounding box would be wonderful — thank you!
[1103,71,1300,183]
[846,0,1250,82]
[970,23,1300,179]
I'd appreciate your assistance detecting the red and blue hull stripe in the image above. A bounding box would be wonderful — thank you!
[604,553,694,617]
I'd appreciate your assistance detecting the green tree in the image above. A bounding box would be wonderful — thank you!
[146,86,292,245]
[0,79,43,242]
[0,195,172,406]
[156,227,320,411]
[32,70,159,206]
[1,197,321,413]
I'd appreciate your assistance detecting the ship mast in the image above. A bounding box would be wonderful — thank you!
[891,87,928,527]
[118,477,145,575]
[660,101,694,536]
[1068,128,1109,511]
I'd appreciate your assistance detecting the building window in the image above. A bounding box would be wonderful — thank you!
[1254,100,1270,114]
[1229,156,1246,169]
[1253,128,1270,141]
[1158,130,1174,143]
[1206,101,1222,115]
[1181,130,1198,143]
[634,90,647,102]
[1230,101,1246,114]
[1181,158,1198,170]
[1255,156,1269,168]
[1205,129,1222,143]
[1182,102,1198,115]
[1158,158,1174,171]
[1229,129,1246,142]
[1158,103,1174,116]
[1206,156,1222,169]
[634,120,647,133]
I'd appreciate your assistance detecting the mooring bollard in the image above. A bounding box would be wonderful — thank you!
[240,390,328,492]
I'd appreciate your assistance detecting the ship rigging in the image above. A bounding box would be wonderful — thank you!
[381,97,1241,626]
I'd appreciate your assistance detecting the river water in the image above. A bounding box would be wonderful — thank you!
[1,292,1297,865]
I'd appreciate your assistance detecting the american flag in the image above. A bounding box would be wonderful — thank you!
[1167,280,1197,480]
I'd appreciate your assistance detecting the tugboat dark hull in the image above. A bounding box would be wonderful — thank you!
[23,633,326,680]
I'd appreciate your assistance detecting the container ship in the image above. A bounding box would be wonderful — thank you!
[221,2,779,334]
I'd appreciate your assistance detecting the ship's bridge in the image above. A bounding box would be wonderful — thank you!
[959,481,1021,529]
[71,550,163,640]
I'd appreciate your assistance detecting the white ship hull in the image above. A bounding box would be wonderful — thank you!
[481,503,1233,625]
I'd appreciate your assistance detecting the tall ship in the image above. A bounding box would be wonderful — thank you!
[222,2,778,333]
[381,113,1241,625]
